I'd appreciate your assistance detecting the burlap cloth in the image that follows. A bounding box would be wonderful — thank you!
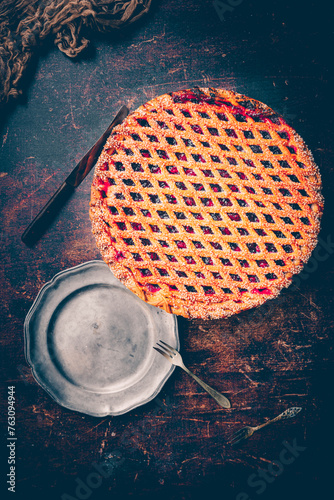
[0,0,152,108]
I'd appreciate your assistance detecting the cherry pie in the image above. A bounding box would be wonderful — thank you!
[90,88,323,319]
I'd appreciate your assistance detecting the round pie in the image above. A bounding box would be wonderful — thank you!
[90,88,323,319]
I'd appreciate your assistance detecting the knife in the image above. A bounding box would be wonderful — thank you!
[21,105,129,246]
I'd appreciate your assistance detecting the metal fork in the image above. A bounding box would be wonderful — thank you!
[227,407,302,446]
[153,340,231,409]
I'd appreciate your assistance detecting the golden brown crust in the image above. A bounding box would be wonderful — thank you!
[90,88,323,319]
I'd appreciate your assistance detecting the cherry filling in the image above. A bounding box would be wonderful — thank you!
[149,164,162,174]
[193,183,205,191]
[140,149,151,158]
[176,270,188,277]
[192,241,204,249]
[202,257,214,265]
[108,206,119,215]
[175,240,187,249]
[131,222,144,231]
[191,124,204,134]
[166,194,177,204]
[227,213,241,221]
[218,169,232,178]
[146,284,161,293]
[115,251,125,261]
[184,167,196,176]
[251,288,272,295]
[236,172,248,180]
[248,275,259,283]
[219,198,233,207]
[147,134,158,142]
[191,212,204,220]
[175,152,187,161]
[183,138,195,147]
[265,243,277,253]
[139,269,152,277]
[201,169,214,177]
[157,121,169,129]
[192,154,206,163]
[166,225,178,233]
[158,181,169,189]
[201,198,214,206]
[132,253,143,262]
[185,256,196,264]
[140,180,153,188]
[166,255,178,262]
[247,243,260,253]
[211,213,223,221]
[148,252,160,260]
[229,242,241,252]
[237,199,248,207]
[246,213,259,223]
[157,268,169,276]
[137,118,150,127]
[166,165,179,174]
[226,157,238,166]
[256,259,268,268]
[225,129,238,138]
[140,238,151,246]
[166,137,177,145]
[184,197,196,206]
[219,227,232,235]
[157,150,169,159]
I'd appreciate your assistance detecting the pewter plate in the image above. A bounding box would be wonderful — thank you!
[24,260,179,417]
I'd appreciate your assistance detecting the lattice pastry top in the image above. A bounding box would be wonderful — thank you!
[90,88,323,319]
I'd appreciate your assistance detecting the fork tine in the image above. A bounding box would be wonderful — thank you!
[156,342,175,357]
[226,429,247,444]
[153,346,173,360]
[227,427,246,438]
[227,433,246,445]
[230,436,247,446]
[159,340,178,354]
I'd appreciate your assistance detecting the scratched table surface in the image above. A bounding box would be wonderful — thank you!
[0,1,333,499]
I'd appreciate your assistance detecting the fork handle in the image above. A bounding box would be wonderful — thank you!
[182,366,231,409]
[255,407,302,431]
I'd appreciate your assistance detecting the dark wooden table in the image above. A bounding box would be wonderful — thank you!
[1,1,333,499]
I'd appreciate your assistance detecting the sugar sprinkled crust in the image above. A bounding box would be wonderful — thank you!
[90,88,323,319]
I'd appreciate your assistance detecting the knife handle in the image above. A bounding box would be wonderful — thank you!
[21,181,75,247]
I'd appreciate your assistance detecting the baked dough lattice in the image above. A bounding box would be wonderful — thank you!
[90,88,323,319]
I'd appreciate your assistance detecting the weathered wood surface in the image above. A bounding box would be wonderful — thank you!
[1,1,333,499]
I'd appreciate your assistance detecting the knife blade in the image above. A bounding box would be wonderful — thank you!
[21,105,129,246]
